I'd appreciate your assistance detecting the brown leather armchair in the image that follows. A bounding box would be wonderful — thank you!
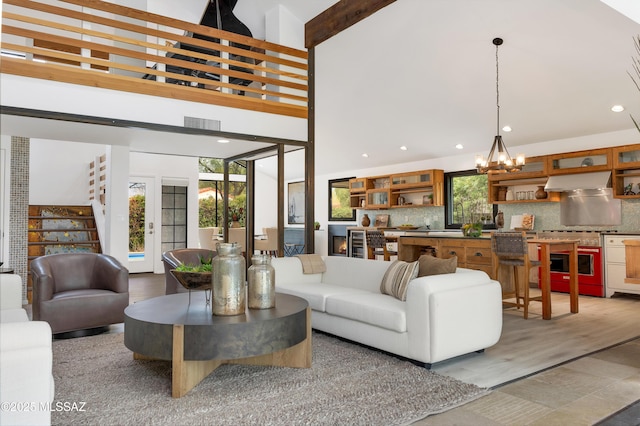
[162,248,216,294]
[31,253,129,335]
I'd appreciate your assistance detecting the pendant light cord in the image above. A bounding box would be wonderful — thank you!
[495,41,500,136]
[215,0,222,30]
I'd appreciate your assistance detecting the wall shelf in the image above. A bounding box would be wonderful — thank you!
[612,144,640,199]
[350,170,443,210]
[487,155,560,203]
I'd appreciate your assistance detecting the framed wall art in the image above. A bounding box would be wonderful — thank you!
[288,181,305,225]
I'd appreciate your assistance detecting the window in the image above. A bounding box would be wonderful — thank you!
[444,170,496,229]
[198,158,246,227]
[328,178,356,221]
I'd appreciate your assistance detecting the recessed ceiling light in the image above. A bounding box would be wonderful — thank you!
[362,153,369,158]
[611,105,625,112]
[400,146,408,151]
[455,144,464,150]
[217,139,230,144]
[502,125,512,132]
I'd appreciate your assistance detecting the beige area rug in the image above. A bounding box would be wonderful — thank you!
[51,331,489,426]
[433,292,640,389]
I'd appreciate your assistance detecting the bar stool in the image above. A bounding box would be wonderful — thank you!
[366,230,391,261]
[491,231,542,319]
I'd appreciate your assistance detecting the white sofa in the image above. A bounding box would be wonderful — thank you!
[272,256,503,367]
[0,274,54,426]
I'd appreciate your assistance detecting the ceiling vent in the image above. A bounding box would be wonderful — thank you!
[184,116,220,131]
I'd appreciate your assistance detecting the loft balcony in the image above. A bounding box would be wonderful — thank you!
[0,0,308,119]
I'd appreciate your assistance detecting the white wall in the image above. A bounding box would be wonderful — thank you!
[105,145,130,265]
[0,76,307,144]
[29,139,106,205]
[254,169,278,232]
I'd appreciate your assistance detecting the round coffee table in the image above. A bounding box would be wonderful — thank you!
[124,292,311,398]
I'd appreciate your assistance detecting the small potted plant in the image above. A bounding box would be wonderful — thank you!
[314,221,321,230]
[170,255,213,290]
[462,223,483,237]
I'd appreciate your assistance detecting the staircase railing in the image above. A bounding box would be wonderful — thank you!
[89,153,106,253]
[1,0,308,118]
[90,199,106,254]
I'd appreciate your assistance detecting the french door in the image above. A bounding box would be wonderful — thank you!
[128,176,155,273]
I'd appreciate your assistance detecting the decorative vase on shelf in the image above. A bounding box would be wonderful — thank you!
[495,211,505,230]
[231,220,241,228]
[505,189,514,201]
[535,186,548,200]
[497,186,507,201]
[361,213,371,227]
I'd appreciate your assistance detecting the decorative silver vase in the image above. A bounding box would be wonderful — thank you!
[248,254,275,309]
[212,242,246,316]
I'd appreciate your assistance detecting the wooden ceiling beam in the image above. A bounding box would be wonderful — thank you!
[305,0,397,49]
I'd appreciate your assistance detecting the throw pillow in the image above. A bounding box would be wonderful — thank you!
[379,260,419,301]
[417,255,457,277]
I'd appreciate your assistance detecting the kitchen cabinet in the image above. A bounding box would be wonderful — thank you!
[349,178,369,193]
[365,176,390,209]
[366,188,390,209]
[463,240,494,277]
[604,235,640,297]
[398,236,496,279]
[488,155,560,204]
[349,170,444,210]
[348,178,371,208]
[389,169,444,207]
[611,144,640,199]
[547,148,611,175]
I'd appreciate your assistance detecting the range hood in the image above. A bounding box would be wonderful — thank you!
[544,171,611,192]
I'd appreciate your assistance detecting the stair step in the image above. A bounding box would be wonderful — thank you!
[29,228,98,232]
[29,216,95,220]
[28,241,100,246]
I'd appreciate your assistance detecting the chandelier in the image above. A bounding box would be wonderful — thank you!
[475,37,525,174]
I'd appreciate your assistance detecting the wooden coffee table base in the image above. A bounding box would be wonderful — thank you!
[169,308,311,398]
[125,293,311,398]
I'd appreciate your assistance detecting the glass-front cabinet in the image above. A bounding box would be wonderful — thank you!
[349,178,372,208]
[612,144,640,199]
[390,171,433,187]
[547,148,611,175]
[349,178,368,193]
[366,188,390,209]
[389,169,444,207]
[613,145,640,168]
[349,170,444,209]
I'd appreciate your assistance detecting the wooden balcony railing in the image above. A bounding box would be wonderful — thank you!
[1,0,308,118]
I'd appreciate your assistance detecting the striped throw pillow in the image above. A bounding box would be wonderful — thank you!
[379,260,419,301]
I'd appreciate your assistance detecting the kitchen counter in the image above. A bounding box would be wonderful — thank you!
[398,234,495,278]
[602,231,640,235]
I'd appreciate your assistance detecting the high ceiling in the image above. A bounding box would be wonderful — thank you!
[2,0,640,180]
[305,0,640,176]
[233,0,640,178]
